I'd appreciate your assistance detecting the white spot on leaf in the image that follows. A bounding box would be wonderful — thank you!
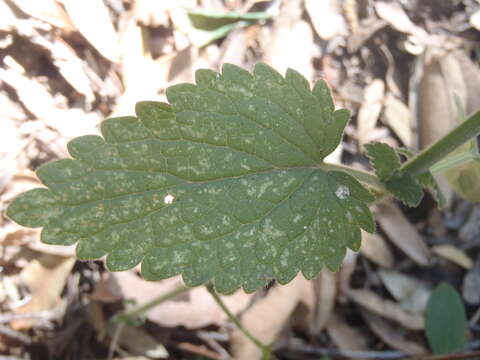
[335,185,350,199]
[164,194,175,205]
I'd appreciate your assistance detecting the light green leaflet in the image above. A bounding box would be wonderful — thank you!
[7,63,375,293]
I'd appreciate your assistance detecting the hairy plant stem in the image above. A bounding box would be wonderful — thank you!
[116,284,190,323]
[206,284,272,360]
[401,109,480,176]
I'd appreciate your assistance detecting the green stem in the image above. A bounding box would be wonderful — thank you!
[117,284,190,322]
[401,110,480,176]
[430,150,479,174]
[206,284,271,359]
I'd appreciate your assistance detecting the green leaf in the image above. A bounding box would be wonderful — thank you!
[385,172,424,207]
[425,283,467,355]
[7,63,375,294]
[180,10,269,47]
[364,142,401,181]
[365,142,424,207]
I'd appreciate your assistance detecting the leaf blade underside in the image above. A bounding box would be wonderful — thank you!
[7,63,374,293]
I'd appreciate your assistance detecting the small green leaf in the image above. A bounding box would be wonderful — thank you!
[385,172,424,207]
[397,147,445,207]
[182,10,269,47]
[425,283,467,355]
[365,143,424,207]
[7,63,374,293]
[365,142,401,181]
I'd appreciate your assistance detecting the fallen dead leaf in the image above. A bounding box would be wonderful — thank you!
[108,324,169,359]
[375,1,428,43]
[347,288,424,330]
[60,0,121,63]
[463,261,480,305]
[49,38,96,105]
[97,271,252,329]
[360,231,394,268]
[375,202,431,266]
[357,79,385,148]
[309,269,337,335]
[326,312,368,353]
[360,309,427,355]
[9,0,73,30]
[262,0,313,81]
[382,93,413,147]
[134,0,171,27]
[11,253,75,330]
[338,249,358,293]
[378,269,430,313]
[0,61,100,138]
[432,244,473,270]
[231,274,309,360]
[305,0,348,40]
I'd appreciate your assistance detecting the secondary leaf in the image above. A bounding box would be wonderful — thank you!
[7,63,375,294]
[425,283,467,355]
[364,142,401,181]
[365,142,423,207]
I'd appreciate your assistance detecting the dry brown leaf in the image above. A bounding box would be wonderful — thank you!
[60,0,121,63]
[134,0,171,27]
[263,0,313,81]
[419,50,465,147]
[360,231,394,268]
[8,0,73,30]
[0,1,19,31]
[463,262,480,305]
[383,93,413,147]
[357,79,385,147]
[113,16,168,116]
[378,270,430,313]
[375,1,428,42]
[419,49,467,204]
[0,62,100,138]
[432,244,473,270]
[326,312,368,352]
[376,203,431,266]
[98,271,251,329]
[49,38,96,104]
[11,254,75,330]
[219,29,248,68]
[85,301,107,338]
[305,0,348,40]
[108,324,169,359]
[347,288,424,330]
[338,249,358,293]
[231,275,309,360]
[310,269,337,335]
[470,10,480,31]
[360,310,427,355]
